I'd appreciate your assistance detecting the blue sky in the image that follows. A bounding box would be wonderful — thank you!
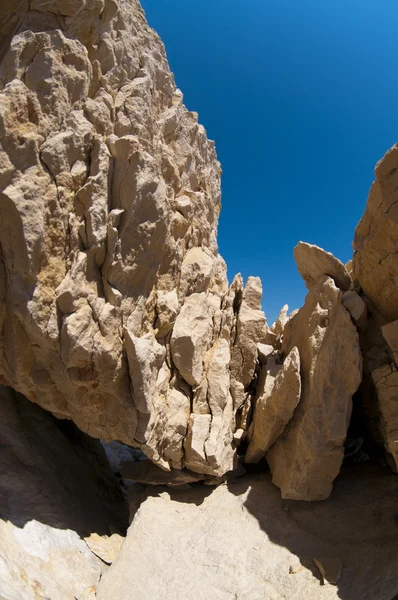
[141,0,398,323]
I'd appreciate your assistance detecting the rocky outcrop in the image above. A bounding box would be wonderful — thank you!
[97,466,398,600]
[352,145,398,322]
[0,0,267,476]
[0,0,396,501]
[294,242,352,292]
[351,145,398,470]
[267,276,362,500]
[245,346,301,464]
[0,385,128,599]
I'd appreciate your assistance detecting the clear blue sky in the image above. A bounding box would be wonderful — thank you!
[141,0,398,324]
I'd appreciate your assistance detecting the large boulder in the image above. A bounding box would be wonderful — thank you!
[0,385,128,600]
[351,145,398,469]
[352,144,398,322]
[267,277,362,500]
[245,346,301,464]
[0,0,266,476]
[294,242,352,292]
[97,467,398,600]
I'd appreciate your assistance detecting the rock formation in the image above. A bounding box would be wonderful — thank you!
[267,274,362,500]
[0,385,128,600]
[0,0,397,497]
[0,0,267,477]
[97,467,398,600]
[351,145,398,470]
[1,0,398,597]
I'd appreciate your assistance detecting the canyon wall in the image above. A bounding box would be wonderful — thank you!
[0,0,397,502]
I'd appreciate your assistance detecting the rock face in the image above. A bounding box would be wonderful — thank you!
[0,0,267,475]
[0,0,396,502]
[353,145,398,322]
[352,145,398,470]
[245,346,301,464]
[267,277,362,500]
[97,466,398,600]
[0,385,128,600]
[294,242,352,292]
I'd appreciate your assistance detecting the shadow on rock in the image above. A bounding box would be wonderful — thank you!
[227,464,398,600]
[0,386,128,538]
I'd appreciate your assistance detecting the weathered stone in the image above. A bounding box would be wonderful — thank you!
[371,363,398,469]
[271,303,289,338]
[0,0,234,473]
[245,347,301,464]
[170,293,212,387]
[342,290,368,331]
[97,467,398,600]
[85,533,124,565]
[230,277,266,387]
[353,144,398,322]
[294,242,352,291]
[381,319,398,365]
[267,277,362,500]
[0,385,128,600]
[257,342,275,365]
[184,338,236,476]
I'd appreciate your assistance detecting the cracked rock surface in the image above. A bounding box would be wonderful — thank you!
[0,0,268,476]
[0,0,397,498]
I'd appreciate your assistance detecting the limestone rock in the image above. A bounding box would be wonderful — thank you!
[271,303,289,338]
[97,466,398,600]
[371,363,398,468]
[230,276,267,388]
[170,293,212,387]
[245,347,301,464]
[257,343,275,365]
[353,144,398,322]
[381,319,398,365]
[342,290,368,331]
[184,338,236,476]
[294,242,352,291]
[267,277,362,500]
[0,385,128,600]
[0,0,235,474]
[85,533,124,565]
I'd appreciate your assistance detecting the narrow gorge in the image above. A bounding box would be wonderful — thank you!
[0,1,397,599]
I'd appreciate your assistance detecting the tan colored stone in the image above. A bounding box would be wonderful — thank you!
[342,290,368,331]
[267,277,362,500]
[381,319,398,365]
[294,242,352,291]
[246,347,301,464]
[257,343,275,365]
[371,363,398,468]
[97,467,398,600]
[0,0,232,473]
[84,533,124,565]
[271,303,289,338]
[353,144,398,322]
[230,277,266,387]
[170,293,212,387]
